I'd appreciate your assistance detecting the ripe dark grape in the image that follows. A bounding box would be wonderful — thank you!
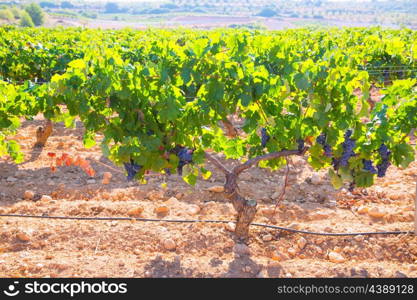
[340,132,356,167]
[332,158,340,170]
[363,159,377,174]
[123,159,142,181]
[376,144,391,177]
[316,133,326,146]
[316,133,332,157]
[323,144,332,157]
[297,139,304,152]
[176,147,193,175]
[261,128,270,148]
[378,144,391,160]
[377,160,390,177]
[146,130,154,136]
[344,129,353,139]
[348,182,355,192]
[178,148,193,162]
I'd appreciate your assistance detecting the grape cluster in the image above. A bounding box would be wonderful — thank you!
[340,130,356,166]
[348,182,356,192]
[123,159,142,181]
[146,129,154,136]
[378,144,391,159]
[376,144,391,177]
[344,129,353,139]
[297,139,304,152]
[173,146,193,175]
[332,158,340,170]
[261,128,270,148]
[123,130,154,181]
[316,133,326,145]
[362,159,377,174]
[316,133,332,157]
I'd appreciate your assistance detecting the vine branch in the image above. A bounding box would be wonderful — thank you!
[232,148,308,175]
[205,152,230,174]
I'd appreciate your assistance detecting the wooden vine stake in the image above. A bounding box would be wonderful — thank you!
[415,178,417,236]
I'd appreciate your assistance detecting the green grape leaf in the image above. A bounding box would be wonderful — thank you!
[83,131,96,148]
[328,169,343,189]
[355,171,374,188]
[339,167,354,182]
[183,169,197,185]
[200,167,212,180]
[294,73,310,91]
[392,143,414,168]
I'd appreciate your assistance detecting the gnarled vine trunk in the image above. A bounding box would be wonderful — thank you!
[205,148,306,241]
[224,172,257,240]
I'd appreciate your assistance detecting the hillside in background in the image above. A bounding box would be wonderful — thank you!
[0,0,416,29]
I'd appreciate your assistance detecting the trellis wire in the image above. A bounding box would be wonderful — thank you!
[0,213,413,237]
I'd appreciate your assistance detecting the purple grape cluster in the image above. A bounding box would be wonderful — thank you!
[125,130,154,181]
[376,144,391,177]
[316,133,332,157]
[297,139,304,152]
[123,159,142,181]
[362,159,377,174]
[332,158,340,170]
[340,130,356,166]
[261,128,270,148]
[344,129,353,139]
[176,147,193,175]
[348,182,355,192]
[377,160,390,177]
[378,144,391,160]
[316,133,326,145]
[323,144,332,157]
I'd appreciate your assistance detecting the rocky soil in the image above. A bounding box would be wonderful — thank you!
[0,115,416,278]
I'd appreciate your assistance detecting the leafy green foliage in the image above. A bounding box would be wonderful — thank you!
[24,3,44,26]
[19,11,34,27]
[0,27,415,189]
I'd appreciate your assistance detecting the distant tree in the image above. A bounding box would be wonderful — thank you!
[0,9,14,22]
[25,3,45,26]
[160,3,179,10]
[19,11,35,27]
[40,1,58,8]
[257,7,277,17]
[61,1,75,9]
[147,8,169,14]
[10,7,22,19]
[105,2,119,13]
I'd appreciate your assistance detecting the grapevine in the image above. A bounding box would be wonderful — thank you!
[0,27,416,239]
